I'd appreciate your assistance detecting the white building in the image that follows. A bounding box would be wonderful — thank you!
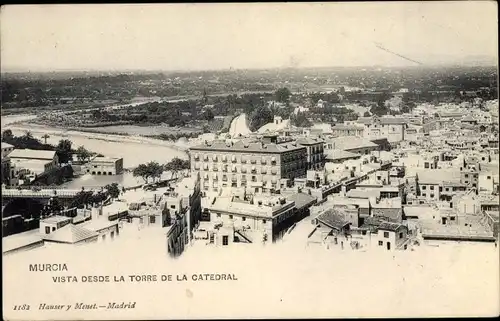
[87,156,124,175]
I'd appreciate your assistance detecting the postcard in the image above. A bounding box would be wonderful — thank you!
[1,2,499,320]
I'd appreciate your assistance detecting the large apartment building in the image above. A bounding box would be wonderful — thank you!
[189,139,307,193]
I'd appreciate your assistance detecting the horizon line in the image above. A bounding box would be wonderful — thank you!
[2,63,498,75]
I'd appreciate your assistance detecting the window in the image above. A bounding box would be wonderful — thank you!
[465,174,469,178]
[150,216,156,224]
[487,176,491,180]
[242,217,246,221]
[422,193,426,197]
[262,219,267,224]
[399,232,403,239]
[430,194,435,198]
[171,205,176,209]
[430,186,434,190]
[217,213,221,218]
[229,215,233,219]
[378,241,383,246]
[52,227,56,231]
[102,234,106,241]
[222,235,229,246]
[383,231,389,238]
[424,163,429,169]
[422,186,426,190]
[110,231,115,239]
[45,226,50,234]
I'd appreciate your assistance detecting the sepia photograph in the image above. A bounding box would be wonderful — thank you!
[1,2,499,320]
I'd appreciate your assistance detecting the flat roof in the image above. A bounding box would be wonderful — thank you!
[2,229,43,253]
[41,215,73,224]
[9,149,56,160]
[190,140,306,154]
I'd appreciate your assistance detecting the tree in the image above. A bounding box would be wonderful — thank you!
[291,112,312,127]
[275,87,291,103]
[56,139,73,163]
[76,146,91,163]
[148,161,164,182]
[132,161,164,183]
[2,129,13,141]
[23,131,33,140]
[41,133,50,144]
[249,106,273,131]
[133,163,151,183]
[164,157,190,180]
[105,183,120,199]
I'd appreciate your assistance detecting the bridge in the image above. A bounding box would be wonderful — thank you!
[1,188,99,199]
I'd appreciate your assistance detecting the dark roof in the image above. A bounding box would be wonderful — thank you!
[378,221,406,232]
[372,208,402,222]
[317,209,350,230]
[190,140,306,154]
[286,192,317,210]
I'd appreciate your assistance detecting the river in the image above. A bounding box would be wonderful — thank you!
[2,114,189,189]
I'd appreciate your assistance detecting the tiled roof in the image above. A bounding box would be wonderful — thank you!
[372,208,402,222]
[378,221,405,232]
[190,140,306,154]
[317,209,350,230]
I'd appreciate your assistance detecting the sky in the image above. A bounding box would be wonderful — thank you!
[0,2,498,72]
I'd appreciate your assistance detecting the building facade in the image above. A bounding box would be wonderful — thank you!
[88,156,124,175]
[190,140,307,193]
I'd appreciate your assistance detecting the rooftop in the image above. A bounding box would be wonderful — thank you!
[296,137,324,145]
[2,229,43,253]
[190,140,306,154]
[42,224,98,244]
[413,169,462,185]
[378,221,405,232]
[41,215,72,224]
[328,137,378,151]
[8,149,56,160]
[2,142,14,149]
[285,192,316,210]
[316,209,351,230]
[325,149,360,161]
